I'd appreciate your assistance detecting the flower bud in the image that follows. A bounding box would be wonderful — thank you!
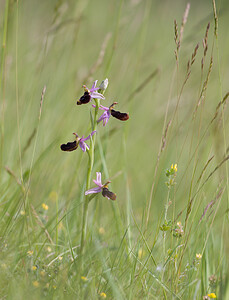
[99,78,109,91]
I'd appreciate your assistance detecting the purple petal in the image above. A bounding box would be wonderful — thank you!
[103,117,109,126]
[92,172,103,187]
[91,91,105,100]
[82,136,90,142]
[96,172,101,183]
[98,111,110,122]
[93,180,103,188]
[79,141,89,152]
[82,130,96,142]
[97,114,106,122]
[99,104,109,111]
[90,80,98,92]
[85,186,102,195]
[91,88,99,93]
[92,104,109,111]
[97,111,111,126]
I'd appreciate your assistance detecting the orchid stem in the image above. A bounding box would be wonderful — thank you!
[79,93,101,261]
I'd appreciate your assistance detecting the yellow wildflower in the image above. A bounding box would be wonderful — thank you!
[32,281,39,287]
[58,256,63,261]
[42,203,49,210]
[100,292,107,298]
[81,276,88,282]
[171,164,178,172]
[53,285,57,289]
[27,250,33,256]
[32,265,37,271]
[99,227,105,235]
[20,210,25,216]
[196,253,202,259]
[177,221,181,226]
[208,293,216,299]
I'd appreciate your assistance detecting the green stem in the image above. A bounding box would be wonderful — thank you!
[0,0,9,180]
[79,97,100,257]
[56,194,59,253]
[163,189,170,256]
[161,189,170,285]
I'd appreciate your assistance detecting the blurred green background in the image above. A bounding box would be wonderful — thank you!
[1,0,229,298]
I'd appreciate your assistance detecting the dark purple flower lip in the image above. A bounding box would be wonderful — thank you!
[60,133,80,152]
[110,109,129,121]
[102,181,116,201]
[60,140,78,152]
[77,91,91,105]
[77,81,105,105]
[109,102,129,121]
[102,187,116,201]
[60,131,96,153]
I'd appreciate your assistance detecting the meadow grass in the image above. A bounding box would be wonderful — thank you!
[1,0,229,299]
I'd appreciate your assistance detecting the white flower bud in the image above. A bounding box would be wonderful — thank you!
[99,78,109,91]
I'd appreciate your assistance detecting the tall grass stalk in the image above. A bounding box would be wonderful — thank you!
[15,0,23,183]
[212,0,229,210]
[163,189,170,257]
[0,0,9,179]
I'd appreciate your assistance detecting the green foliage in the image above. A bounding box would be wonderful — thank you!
[160,220,172,232]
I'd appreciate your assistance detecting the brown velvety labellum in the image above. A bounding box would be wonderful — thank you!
[111,109,129,121]
[60,141,78,152]
[102,188,116,201]
[77,91,91,105]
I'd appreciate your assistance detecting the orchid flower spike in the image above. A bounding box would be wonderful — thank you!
[77,80,105,105]
[85,172,116,200]
[60,131,96,152]
[92,102,129,126]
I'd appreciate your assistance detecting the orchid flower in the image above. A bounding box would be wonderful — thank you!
[60,131,96,152]
[85,172,116,200]
[77,80,105,105]
[92,102,129,126]
[93,104,112,126]
[78,130,96,152]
